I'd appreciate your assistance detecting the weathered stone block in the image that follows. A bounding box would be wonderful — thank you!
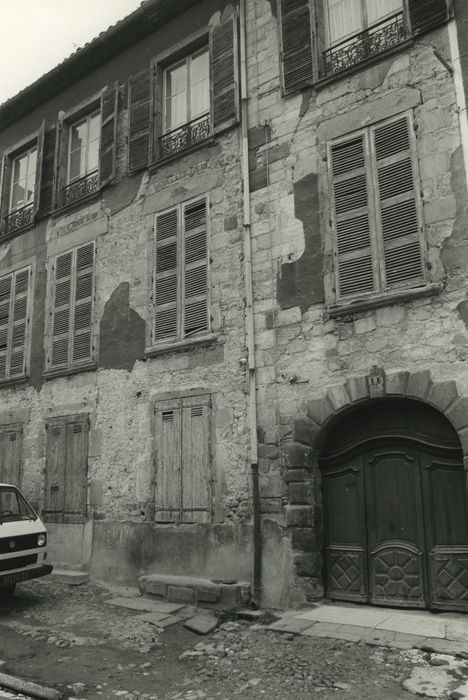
[145,580,166,597]
[167,586,195,604]
[307,397,334,426]
[447,397,468,431]
[327,384,351,411]
[288,482,314,505]
[428,381,459,412]
[406,370,433,401]
[281,442,312,469]
[197,586,221,603]
[258,444,279,459]
[285,505,314,527]
[385,370,410,396]
[284,469,308,483]
[345,375,369,404]
[293,552,322,577]
[292,417,318,446]
[291,528,318,553]
[260,498,282,513]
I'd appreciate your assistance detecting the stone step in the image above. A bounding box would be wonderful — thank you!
[49,569,90,586]
[138,574,251,610]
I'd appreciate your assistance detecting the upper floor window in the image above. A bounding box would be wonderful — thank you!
[10,147,37,214]
[164,48,210,133]
[67,110,101,184]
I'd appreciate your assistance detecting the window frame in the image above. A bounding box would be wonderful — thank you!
[162,45,211,135]
[0,266,32,385]
[324,0,405,47]
[66,108,101,185]
[326,110,428,310]
[150,195,211,349]
[9,145,38,214]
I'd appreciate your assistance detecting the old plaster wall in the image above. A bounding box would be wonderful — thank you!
[246,0,468,605]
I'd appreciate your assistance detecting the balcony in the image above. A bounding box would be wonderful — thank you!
[61,171,100,208]
[159,114,211,160]
[323,11,408,76]
[4,203,34,236]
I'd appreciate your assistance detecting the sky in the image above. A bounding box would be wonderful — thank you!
[0,1,144,104]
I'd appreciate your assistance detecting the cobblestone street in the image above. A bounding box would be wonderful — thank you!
[0,579,465,699]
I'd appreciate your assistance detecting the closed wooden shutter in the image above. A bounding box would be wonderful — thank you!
[33,123,45,217]
[0,274,12,380]
[409,0,449,35]
[100,84,119,187]
[154,209,179,343]
[50,251,73,369]
[38,125,57,214]
[181,396,211,524]
[279,0,314,94]
[73,243,95,364]
[154,401,182,523]
[183,200,208,337]
[44,422,66,523]
[372,116,424,290]
[128,68,152,173]
[64,418,88,524]
[0,425,23,486]
[331,135,376,299]
[9,268,30,378]
[209,10,239,133]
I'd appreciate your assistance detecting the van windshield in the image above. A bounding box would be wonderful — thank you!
[0,486,37,523]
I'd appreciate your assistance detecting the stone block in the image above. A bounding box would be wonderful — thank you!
[293,552,322,577]
[145,579,166,597]
[327,384,351,411]
[258,444,279,459]
[406,370,433,401]
[307,397,335,426]
[447,397,468,431]
[184,615,219,635]
[385,370,410,396]
[285,505,314,527]
[197,586,221,603]
[49,570,89,586]
[345,375,369,404]
[268,617,315,634]
[428,381,459,411]
[291,417,318,446]
[281,442,312,469]
[288,482,314,505]
[291,527,318,552]
[284,469,308,483]
[167,586,195,604]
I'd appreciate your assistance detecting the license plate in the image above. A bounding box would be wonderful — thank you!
[2,570,31,585]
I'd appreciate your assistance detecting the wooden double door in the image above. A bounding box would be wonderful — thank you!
[322,442,468,611]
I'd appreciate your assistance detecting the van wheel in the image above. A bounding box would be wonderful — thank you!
[1,584,16,597]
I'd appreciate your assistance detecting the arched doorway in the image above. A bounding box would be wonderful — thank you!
[320,399,468,611]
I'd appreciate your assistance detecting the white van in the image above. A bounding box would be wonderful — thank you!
[0,483,52,597]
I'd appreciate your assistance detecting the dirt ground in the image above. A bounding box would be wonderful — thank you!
[0,579,431,699]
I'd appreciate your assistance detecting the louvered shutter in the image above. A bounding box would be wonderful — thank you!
[372,116,424,290]
[64,418,88,524]
[1,425,23,486]
[280,0,314,94]
[9,268,30,378]
[154,400,182,523]
[73,243,95,364]
[38,125,57,214]
[409,0,449,35]
[154,209,179,343]
[181,396,211,524]
[0,154,12,234]
[209,9,239,133]
[100,84,119,187]
[44,422,66,523]
[0,275,12,380]
[331,135,376,299]
[183,200,209,337]
[128,68,152,173]
[50,251,73,369]
[33,122,45,217]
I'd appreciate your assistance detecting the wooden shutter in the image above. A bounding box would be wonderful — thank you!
[100,83,119,187]
[44,421,66,523]
[209,9,239,133]
[64,418,88,523]
[0,154,12,233]
[181,396,211,523]
[54,119,67,209]
[409,0,449,35]
[50,250,73,369]
[183,200,209,337]
[128,68,152,173]
[38,125,57,214]
[372,115,424,290]
[72,243,95,364]
[33,122,45,216]
[154,209,179,343]
[0,274,12,380]
[154,400,182,522]
[9,268,30,378]
[330,135,376,299]
[279,0,314,94]
[0,425,23,487]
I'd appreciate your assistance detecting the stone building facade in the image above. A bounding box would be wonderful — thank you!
[0,0,467,610]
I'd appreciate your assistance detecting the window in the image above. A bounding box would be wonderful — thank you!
[154,395,212,523]
[67,110,101,185]
[127,10,239,170]
[328,113,426,304]
[153,198,209,345]
[279,0,451,92]
[44,415,89,523]
[9,147,37,215]
[0,267,31,382]
[46,242,95,374]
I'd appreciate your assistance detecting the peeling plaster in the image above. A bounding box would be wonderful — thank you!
[99,283,146,371]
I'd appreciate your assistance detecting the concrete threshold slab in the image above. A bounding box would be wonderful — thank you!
[106,596,184,613]
[0,671,62,699]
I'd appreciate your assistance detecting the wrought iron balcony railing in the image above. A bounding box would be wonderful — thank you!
[159,114,211,159]
[4,203,34,236]
[61,171,100,208]
[323,11,408,76]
